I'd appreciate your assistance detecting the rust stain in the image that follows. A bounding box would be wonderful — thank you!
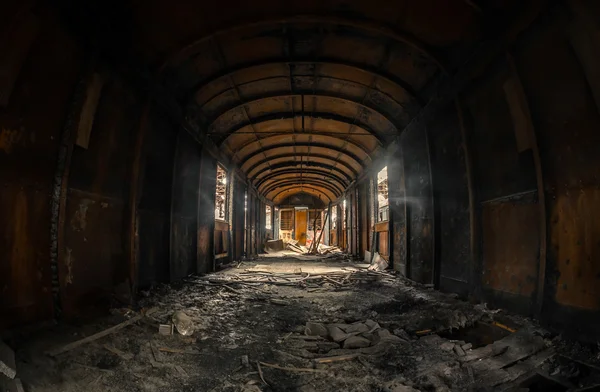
[70,198,95,231]
[482,202,539,297]
[552,189,600,310]
[64,247,73,285]
[0,127,25,153]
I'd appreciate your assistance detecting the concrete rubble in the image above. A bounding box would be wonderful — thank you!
[4,255,600,391]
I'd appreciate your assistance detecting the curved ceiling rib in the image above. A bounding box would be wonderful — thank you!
[191,59,423,104]
[253,165,351,185]
[261,179,343,197]
[163,16,446,71]
[265,182,338,201]
[271,186,332,203]
[232,139,371,167]
[164,15,449,204]
[196,71,419,114]
[256,171,348,192]
[208,94,401,138]
[215,112,387,147]
[245,153,359,177]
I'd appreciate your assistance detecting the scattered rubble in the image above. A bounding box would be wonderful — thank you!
[6,256,600,391]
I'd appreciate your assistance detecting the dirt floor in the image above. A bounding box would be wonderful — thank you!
[5,254,600,391]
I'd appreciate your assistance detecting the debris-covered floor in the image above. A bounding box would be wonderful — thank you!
[6,255,600,392]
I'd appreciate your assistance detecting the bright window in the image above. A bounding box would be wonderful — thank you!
[377,166,389,222]
[265,205,272,229]
[215,164,228,221]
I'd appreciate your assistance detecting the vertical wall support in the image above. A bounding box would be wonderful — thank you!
[127,102,150,293]
[388,142,408,275]
[505,53,547,316]
[50,67,90,318]
[454,99,478,298]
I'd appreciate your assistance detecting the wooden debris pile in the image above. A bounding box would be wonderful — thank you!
[191,268,395,290]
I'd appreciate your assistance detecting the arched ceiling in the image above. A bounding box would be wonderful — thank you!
[131,0,515,204]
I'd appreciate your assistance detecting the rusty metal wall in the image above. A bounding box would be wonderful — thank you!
[61,79,141,318]
[231,175,246,261]
[388,146,408,274]
[170,129,200,280]
[137,107,177,287]
[0,10,83,327]
[513,2,600,336]
[463,60,539,314]
[400,124,434,284]
[197,148,216,272]
[427,107,471,296]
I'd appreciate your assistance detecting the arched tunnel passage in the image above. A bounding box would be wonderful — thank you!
[2,0,600,390]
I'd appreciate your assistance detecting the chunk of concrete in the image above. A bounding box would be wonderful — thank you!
[393,328,412,341]
[0,340,16,379]
[373,329,405,344]
[305,322,328,337]
[453,344,466,356]
[462,343,473,351]
[327,325,349,342]
[344,323,369,334]
[440,341,455,352]
[343,336,371,349]
[364,319,380,330]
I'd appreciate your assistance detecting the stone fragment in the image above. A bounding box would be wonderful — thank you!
[373,329,405,344]
[393,328,412,341]
[327,325,349,342]
[343,336,371,349]
[364,319,380,330]
[462,343,473,351]
[453,344,466,356]
[0,340,16,379]
[305,322,328,337]
[440,341,455,351]
[172,311,194,336]
[344,323,369,334]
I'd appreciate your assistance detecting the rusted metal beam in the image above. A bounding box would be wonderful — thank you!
[235,141,367,169]
[454,99,477,296]
[216,112,386,147]
[209,94,399,140]
[209,37,274,175]
[162,15,445,71]
[505,53,547,316]
[326,40,394,181]
[245,153,359,178]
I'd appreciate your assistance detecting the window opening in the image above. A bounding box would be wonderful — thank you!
[265,205,272,230]
[377,166,389,222]
[331,205,338,230]
[342,199,347,229]
[279,209,294,242]
[215,164,228,221]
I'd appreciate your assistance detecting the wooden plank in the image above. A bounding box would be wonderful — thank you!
[46,314,142,356]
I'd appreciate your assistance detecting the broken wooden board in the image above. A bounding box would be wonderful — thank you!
[47,314,143,356]
[471,331,546,373]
